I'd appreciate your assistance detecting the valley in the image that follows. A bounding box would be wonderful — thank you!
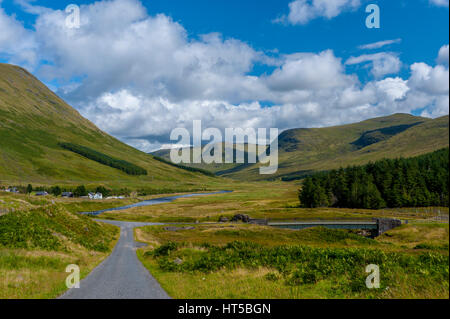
[0,62,448,300]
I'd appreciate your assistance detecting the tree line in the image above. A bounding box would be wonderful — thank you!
[59,142,147,176]
[299,148,449,209]
[22,184,130,197]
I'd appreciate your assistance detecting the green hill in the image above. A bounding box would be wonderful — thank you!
[234,114,449,181]
[0,63,219,191]
[152,113,449,181]
[151,142,262,174]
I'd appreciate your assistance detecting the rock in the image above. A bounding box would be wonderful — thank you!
[218,216,229,223]
[231,214,250,223]
[174,258,183,265]
[163,226,195,232]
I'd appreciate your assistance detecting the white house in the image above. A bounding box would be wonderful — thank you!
[88,192,103,200]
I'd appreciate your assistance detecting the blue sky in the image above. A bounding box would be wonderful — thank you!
[0,0,448,151]
[2,0,448,65]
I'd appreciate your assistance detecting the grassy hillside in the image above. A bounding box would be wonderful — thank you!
[150,113,449,181]
[0,63,222,191]
[151,142,262,174]
[226,114,449,180]
[0,202,118,298]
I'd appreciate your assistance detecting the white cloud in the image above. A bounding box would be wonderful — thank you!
[358,39,401,50]
[32,2,265,104]
[276,0,361,25]
[409,62,449,95]
[346,52,402,78]
[375,77,410,101]
[0,6,37,67]
[0,0,448,151]
[267,50,355,91]
[437,44,449,65]
[429,0,449,7]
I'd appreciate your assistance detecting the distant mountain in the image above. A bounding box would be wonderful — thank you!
[152,113,449,181]
[0,63,216,190]
[151,142,263,174]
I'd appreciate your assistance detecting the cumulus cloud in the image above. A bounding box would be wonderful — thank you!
[409,62,449,95]
[0,0,448,151]
[267,50,355,91]
[437,44,449,65]
[276,0,361,25]
[32,2,267,105]
[358,39,402,50]
[346,52,402,78]
[0,6,37,67]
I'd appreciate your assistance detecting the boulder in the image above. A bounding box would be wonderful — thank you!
[231,214,250,223]
[174,257,183,265]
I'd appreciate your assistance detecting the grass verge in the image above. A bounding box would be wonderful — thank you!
[0,206,119,298]
[136,224,449,299]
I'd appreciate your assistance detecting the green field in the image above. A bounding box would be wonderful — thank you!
[136,222,449,299]
[1,175,448,299]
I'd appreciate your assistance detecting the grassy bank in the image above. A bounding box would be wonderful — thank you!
[136,223,449,299]
[0,205,118,298]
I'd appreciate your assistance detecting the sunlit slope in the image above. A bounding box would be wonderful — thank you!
[222,113,449,180]
[0,63,217,189]
[152,142,264,174]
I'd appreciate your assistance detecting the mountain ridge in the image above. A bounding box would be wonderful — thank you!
[151,113,449,181]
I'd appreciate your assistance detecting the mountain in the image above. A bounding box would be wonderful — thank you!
[153,113,449,181]
[152,142,263,174]
[0,63,217,191]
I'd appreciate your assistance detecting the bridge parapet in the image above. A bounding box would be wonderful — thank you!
[373,218,402,237]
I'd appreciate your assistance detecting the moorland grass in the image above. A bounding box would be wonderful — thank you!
[136,223,449,299]
[0,205,119,298]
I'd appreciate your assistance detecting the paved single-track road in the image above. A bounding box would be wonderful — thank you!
[60,220,170,299]
[60,191,232,299]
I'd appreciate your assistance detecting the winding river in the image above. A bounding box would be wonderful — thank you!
[79,190,232,216]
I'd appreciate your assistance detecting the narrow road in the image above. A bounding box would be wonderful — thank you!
[60,220,170,299]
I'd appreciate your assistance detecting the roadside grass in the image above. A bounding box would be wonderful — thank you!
[0,206,119,298]
[136,224,378,249]
[136,223,449,299]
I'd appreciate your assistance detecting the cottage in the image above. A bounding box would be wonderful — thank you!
[62,192,73,198]
[6,187,18,193]
[88,193,103,200]
[35,191,48,196]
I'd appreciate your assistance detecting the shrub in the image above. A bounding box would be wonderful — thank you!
[73,185,88,197]
[153,242,179,257]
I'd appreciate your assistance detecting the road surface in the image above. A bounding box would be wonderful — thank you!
[60,220,170,299]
